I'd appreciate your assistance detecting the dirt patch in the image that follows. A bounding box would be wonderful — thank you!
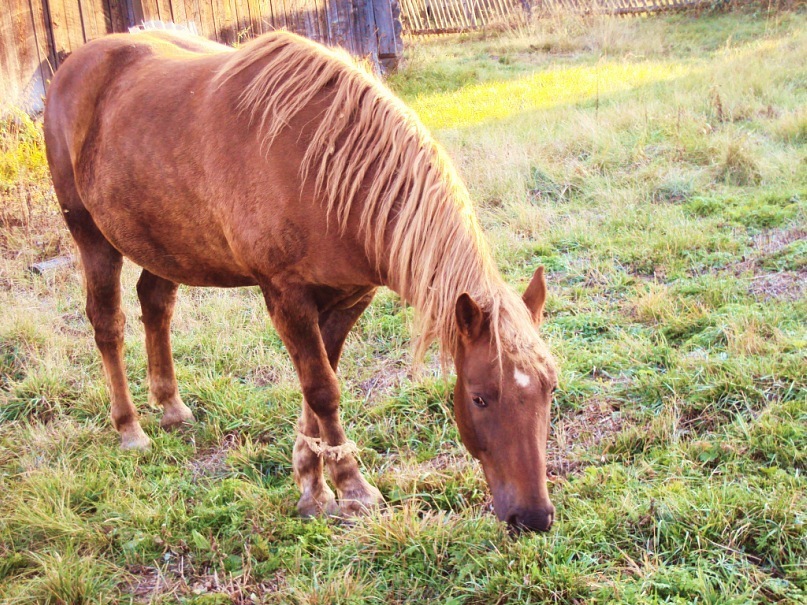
[246,365,281,387]
[748,270,806,301]
[748,226,805,261]
[128,566,166,602]
[548,400,627,477]
[358,365,408,404]
[354,355,441,406]
[190,433,240,479]
[733,226,804,273]
[127,561,285,604]
[731,226,806,301]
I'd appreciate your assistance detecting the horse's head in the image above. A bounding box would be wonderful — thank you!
[453,267,558,533]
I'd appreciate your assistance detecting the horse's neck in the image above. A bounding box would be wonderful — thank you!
[381,214,506,361]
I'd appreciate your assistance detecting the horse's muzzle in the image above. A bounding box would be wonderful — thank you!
[506,504,555,533]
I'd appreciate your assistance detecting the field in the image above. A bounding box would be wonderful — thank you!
[1,8,806,604]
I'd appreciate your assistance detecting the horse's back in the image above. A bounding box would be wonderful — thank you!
[45,30,378,291]
[45,32,228,161]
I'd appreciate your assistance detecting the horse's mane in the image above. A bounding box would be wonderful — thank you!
[215,32,547,370]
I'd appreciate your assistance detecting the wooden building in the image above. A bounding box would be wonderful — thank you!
[0,0,403,113]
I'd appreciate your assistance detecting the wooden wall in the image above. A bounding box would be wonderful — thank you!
[0,0,55,113]
[130,0,402,61]
[1,0,403,113]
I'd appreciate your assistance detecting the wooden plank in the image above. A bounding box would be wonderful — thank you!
[461,0,476,26]
[30,0,56,79]
[434,0,453,30]
[227,0,242,42]
[171,0,188,23]
[287,0,301,35]
[61,0,87,50]
[0,0,22,109]
[183,0,201,30]
[302,0,316,40]
[373,0,399,57]
[219,0,238,43]
[264,0,277,31]
[78,0,105,39]
[231,0,246,39]
[445,0,467,29]
[122,0,145,24]
[97,0,112,34]
[198,0,217,39]
[319,0,331,41]
[0,0,47,110]
[313,0,328,42]
[235,0,252,36]
[398,0,414,31]
[107,0,129,31]
[245,0,262,34]
[326,0,344,48]
[299,0,315,41]
[207,0,222,40]
[258,0,273,30]
[138,0,158,20]
[155,0,174,21]
[275,0,289,31]
[44,0,66,58]
[286,0,304,36]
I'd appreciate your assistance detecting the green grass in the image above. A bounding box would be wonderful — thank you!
[1,9,806,604]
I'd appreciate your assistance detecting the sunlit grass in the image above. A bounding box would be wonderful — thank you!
[409,60,693,130]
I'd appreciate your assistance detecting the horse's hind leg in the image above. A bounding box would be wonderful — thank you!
[136,270,195,429]
[61,204,150,450]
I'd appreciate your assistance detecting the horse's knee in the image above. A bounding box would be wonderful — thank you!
[87,302,125,347]
[136,275,176,325]
[303,381,340,418]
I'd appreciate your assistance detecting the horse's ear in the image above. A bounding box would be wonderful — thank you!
[456,293,484,341]
[523,266,547,325]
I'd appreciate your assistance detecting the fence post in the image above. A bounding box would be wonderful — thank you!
[373,0,403,72]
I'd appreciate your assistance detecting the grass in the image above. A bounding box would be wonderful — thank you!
[1,8,806,604]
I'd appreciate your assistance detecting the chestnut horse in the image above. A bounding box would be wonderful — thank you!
[44,30,559,532]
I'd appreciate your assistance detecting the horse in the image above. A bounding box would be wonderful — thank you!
[44,29,559,532]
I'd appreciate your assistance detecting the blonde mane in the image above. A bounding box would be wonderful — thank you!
[215,32,548,371]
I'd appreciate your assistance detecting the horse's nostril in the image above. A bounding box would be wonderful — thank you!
[506,513,525,537]
[506,508,554,533]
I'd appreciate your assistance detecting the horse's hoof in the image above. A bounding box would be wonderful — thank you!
[120,424,151,450]
[160,401,195,430]
[338,483,384,517]
[297,488,340,518]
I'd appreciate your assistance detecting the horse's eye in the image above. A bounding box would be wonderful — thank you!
[472,395,488,408]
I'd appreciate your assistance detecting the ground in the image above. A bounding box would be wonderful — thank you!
[0,8,805,604]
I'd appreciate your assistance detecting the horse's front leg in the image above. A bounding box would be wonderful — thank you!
[316,291,382,516]
[292,401,339,517]
[263,285,382,517]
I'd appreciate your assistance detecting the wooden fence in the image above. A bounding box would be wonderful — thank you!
[0,0,402,113]
[400,0,710,35]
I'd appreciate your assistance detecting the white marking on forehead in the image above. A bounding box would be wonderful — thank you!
[513,369,530,388]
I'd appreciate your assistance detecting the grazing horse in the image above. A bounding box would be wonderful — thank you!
[44,30,559,532]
